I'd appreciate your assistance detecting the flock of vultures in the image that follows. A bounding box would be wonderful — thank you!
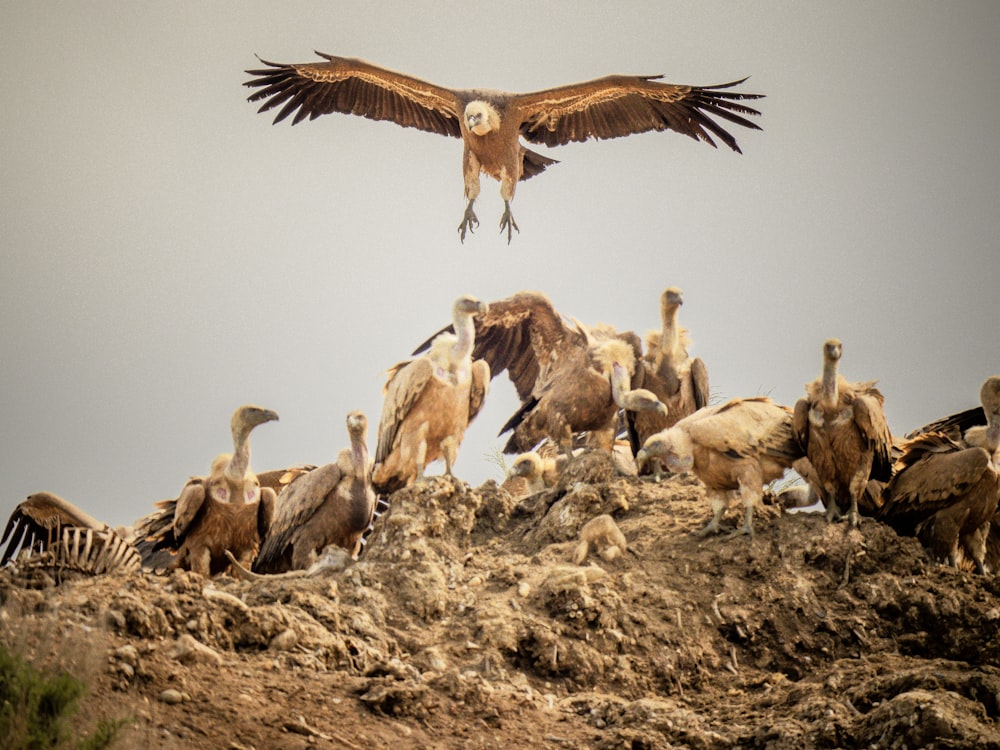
[2,54,998,582]
[2,287,999,584]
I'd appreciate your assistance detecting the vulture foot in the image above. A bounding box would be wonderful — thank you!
[695,519,722,538]
[499,201,519,244]
[724,524,754,541]
[458,203,479,242]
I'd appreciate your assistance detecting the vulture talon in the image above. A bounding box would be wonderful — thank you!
[499,202,519,244]
[458,204,479,242]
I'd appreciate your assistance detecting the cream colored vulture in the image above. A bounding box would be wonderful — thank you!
[0,492,140,575]
[637,397,804,538]
[133,405,279,577]
[372,296,491,494]
[792,339,893,527]
[878,377,1000,574]
[244,53,763,242]
[253,411,375,573]
[626,286,710,471]
[413,291,662,459]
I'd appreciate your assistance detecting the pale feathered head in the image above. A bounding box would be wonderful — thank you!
[636,429,693,474]
[464,101,501,136]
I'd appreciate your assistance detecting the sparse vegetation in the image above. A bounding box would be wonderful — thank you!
[0,641,129,750]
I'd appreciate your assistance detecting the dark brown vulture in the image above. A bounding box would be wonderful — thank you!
[792,339,893,527]
[244,53,763,242]
[878,376,1000,573]
[0,492,140,576]
[637,397,804,538]
[372,295,491,493]
[413,290,660,458]
[133,404,279,577]
[626,286,710,472]
[253,411,375,573]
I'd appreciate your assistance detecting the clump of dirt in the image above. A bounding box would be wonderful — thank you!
[3,460,1000,749]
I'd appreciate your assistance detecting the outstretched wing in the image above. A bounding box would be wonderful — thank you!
[1,492,107,566]
[514,75,763,152]
[245,52,464,137]
[413,291,578,403]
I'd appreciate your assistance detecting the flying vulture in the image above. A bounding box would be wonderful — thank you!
[413,290,660,458]
[0,492,140,576]
[133,404,279,577]
[792,339,893,526]
[254,410,375,573]
[626,286,710,473]
[244,53,763,242]
[878,376,1000,573]
[637,397,804,538]
[372,295,491,493]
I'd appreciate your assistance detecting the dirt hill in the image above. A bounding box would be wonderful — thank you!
[3,453,1000,749]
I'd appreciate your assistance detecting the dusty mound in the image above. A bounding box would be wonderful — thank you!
[3,461,1000,749]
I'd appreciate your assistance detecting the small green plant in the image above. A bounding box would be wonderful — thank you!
[0,641,129,750]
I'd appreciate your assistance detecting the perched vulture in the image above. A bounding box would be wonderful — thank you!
[637,397,804,538]
[627,286,710,472]
[500,451,555,500]
[792,339,893,526]
[878,376,1000,573]
[133,404,279,577]
[254,411,375,573]
[0,492,140,576]
[244,53,763,242]
[372,295,491,493]
[414,291,658,457]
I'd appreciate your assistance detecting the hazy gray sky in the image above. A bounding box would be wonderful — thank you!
[2,2,998,529]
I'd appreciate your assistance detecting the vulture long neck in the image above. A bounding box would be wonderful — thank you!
[350,428,369,480]
[225,422,254,501]
[454,310,476,360]
[610,362,631,407]
[820,354,840,410]
[660,302,681,364]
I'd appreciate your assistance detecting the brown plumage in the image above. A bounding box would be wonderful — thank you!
[792,339,893,526]
[627,286,710,469]
[0,492,140,576]
[500,451,553,500]
[637,397,804,538]
[133,404,279,577]
[878,376,1000,573]
[244,53,763,242]
[254,411,375,573]
[373,296,491,493]
[414,291,650,458]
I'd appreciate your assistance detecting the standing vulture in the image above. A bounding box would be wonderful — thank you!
[877,376,1000,573]
[133,404,279,577]
[0,492,140,576]
[244,53,763,242]
[372,295,491,493]
[413,291,658,458]
[792,339,893,527]
[254,411,375,573]
[637,397,804,538]
[626,286,710,471]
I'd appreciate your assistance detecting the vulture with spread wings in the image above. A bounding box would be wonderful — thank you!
[245,53,763,242]
[413,291,660,458]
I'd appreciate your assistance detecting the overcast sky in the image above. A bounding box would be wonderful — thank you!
[2,2,998,530]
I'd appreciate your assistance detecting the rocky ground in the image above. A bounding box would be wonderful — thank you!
[3,451,1000,749]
